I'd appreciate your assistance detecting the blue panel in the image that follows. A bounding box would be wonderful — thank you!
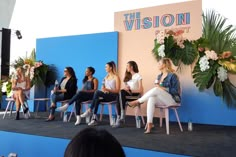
[0,131,69,157]
[35,32,118,113]
[36,32,118,89]
[169,87,236,126]
[0,131,188,157]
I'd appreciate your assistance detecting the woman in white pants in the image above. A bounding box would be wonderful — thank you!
[128,58,181,134]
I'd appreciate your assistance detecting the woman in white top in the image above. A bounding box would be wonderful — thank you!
[12,66,31,120]
[128,58,181,134]
[114,61,143,127]
[80,61,121,126]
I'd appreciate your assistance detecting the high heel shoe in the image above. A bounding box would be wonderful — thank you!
[45,116,55,122]
[23,107,29,114]
[144,123,155,130]
[144,123,154,134]
[126,101,140,108]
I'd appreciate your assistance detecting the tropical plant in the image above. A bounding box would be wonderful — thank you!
[152,9,236,108]
[1,49,57,98]
[193,9,236,108]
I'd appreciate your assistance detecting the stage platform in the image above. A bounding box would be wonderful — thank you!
[0,111,235,157]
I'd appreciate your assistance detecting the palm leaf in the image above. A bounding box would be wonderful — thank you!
[29,48,36,62]
[213,78,223,96]
[222,79,236,108]
[203,9,236,53]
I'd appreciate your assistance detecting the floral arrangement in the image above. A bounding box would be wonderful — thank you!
[153,29,198,68]
[1,49,57,97]
[152,10,236,108]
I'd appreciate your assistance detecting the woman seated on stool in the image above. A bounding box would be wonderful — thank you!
[57,67,98,125]
[46,67,77,121]
[80,61,121,126]
[114,61,143,127]
[12,66,31,120]
[128,58,181,134]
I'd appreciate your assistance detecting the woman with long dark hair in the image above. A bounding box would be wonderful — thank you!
[46,66,77,121]
[57,67,98,125]
[114,61,143,127]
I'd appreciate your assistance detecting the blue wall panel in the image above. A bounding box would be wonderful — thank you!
[0,131,187,157]
[35,32,118,112]
[36,32,118,89]
[169,87,236,126]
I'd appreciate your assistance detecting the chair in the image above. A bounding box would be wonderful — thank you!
[125,95,145,126]
[99,100,118,126]
[156,104,183,135]
[2,93,31,119]
[68,100,91,122]
[34,98,50,117]
[58,99,70,121]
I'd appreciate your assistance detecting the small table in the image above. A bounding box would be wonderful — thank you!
[34,98,50,116]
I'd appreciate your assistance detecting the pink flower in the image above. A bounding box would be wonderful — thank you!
[198,47,204,52]
[175,30,184,36]
[221,51,232,59]
[205,50,218,60]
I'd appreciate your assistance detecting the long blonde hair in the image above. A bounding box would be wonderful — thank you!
[162,58,175,72]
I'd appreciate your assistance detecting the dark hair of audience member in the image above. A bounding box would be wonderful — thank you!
[64,127,126,157]
[82,66,95,83]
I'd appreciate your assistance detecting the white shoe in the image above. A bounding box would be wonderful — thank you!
[74,116,81,126]
[80,110,91,118]
[88,119,98,126]
[57,104,69,112]
[88,115,98,126]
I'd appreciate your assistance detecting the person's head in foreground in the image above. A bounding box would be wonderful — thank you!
[64,127,126,157]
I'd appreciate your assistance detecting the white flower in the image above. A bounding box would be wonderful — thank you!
[23,64,30,69]
[158,44,165,57]
[199,55,210,71]
[217,66,228,82]
[1,82,8,92]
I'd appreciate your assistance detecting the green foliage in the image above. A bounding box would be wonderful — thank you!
[152,39,161,61]
[152,9,236,108]
[222,79,236,108]
[179,40,198,65]
[192,60,219,91]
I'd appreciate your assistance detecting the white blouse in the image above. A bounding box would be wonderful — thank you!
[126,73,142,90]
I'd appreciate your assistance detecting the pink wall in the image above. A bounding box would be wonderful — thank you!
[114,1,202,115]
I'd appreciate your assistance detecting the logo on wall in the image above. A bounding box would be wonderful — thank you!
[123,12,191,34]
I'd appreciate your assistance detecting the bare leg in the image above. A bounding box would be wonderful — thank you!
[14,93,21,120]
[17,89,25,105]
[15,96,21,111]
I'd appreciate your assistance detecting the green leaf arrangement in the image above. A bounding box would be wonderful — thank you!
[1,49,57,98]
[193,9,236,108]
[152,9,236,108]
[152,30,198,68]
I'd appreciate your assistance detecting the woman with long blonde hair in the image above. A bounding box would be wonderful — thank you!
[12,66,31,120]
[128,58,181,134]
